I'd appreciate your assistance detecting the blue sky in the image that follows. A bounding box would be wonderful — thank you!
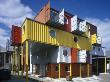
[0,0,110,50]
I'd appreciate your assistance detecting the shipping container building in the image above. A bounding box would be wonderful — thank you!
[9,1,108,79]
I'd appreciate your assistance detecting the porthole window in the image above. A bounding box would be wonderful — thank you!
[63,49,68,56]
[74,37,78,42]
[49,29,56,38]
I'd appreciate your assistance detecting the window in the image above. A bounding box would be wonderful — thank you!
[98,48,100,51]
[55,65,58,71]
[64,17,68,24]
[93,46,95,50]
[6,54,9,63]
[46,64,49,71]
[65,65,69,71]
[49,29,56,38]
[74,37,78,42]
[63,49,68,56]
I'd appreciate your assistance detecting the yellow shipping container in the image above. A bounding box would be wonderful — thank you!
[22,18,91,50]
[91,34,97,44]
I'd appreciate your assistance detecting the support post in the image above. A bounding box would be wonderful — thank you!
[18,46,20,78]
[80,64,82,78]
[70,63,72,77]
[96,59,98,75]
[58,63,60,79]
[87,63,90,77]
[13,46,16,75]
[21,45,23,77]
[11,53,13,73]
[104,56,107,79]
[26,40,29,82]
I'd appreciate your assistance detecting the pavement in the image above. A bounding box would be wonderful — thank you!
[3,72,110,82]
[2,76,39,82]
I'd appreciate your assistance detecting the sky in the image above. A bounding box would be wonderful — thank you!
[0,0,110,50]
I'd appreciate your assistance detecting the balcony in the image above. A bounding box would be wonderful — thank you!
[46,8,64,27]
[71,16,87,35]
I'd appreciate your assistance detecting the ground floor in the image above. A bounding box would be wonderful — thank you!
[21,63,92,78]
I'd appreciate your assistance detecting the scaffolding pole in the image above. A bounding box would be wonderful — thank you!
[26,40,29,82]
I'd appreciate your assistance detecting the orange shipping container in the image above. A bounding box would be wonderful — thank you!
[71,48,78,63]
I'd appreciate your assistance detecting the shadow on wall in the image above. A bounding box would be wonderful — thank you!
[31,42,59,64]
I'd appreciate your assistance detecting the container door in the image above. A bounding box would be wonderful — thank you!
[59,9,64,25]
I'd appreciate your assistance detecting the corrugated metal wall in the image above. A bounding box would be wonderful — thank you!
[34,1,50,24]
[22,18,91,50]
[71,48,78,63]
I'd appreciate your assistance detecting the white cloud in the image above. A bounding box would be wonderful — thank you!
[86,18,110,50]
[0,0,35,48]
[0,28,9,48]
[0,0,35,28]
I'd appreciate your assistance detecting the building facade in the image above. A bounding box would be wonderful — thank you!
[10,1,107,78]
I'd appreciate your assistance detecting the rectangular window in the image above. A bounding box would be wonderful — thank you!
[55,64,58,71]
[65,65,70,71]
[6,54,9,63]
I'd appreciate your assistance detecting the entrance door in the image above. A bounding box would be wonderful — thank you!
[40,64,45,77]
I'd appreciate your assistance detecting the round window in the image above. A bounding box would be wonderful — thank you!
[49,29,56,38]
[74,37,78,42]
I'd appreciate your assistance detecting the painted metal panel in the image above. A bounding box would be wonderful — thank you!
[22,18,91,50]
[97,36,102,44]
[59,8,64,25]
[58,46,71,63]
[91,34,97,44]
[71,48,78,63]
[11,25,21,45]
[90,46,104,56]
[77,50,87,63]
[71,15,78,32]
[34,1,50,24]
[79,20,87,32]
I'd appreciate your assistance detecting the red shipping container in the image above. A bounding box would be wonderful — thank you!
[71,48,78,63]
[64,12,73,32]
[11,25,22,45]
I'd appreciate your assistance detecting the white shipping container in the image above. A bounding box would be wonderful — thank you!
[90,46,104,56]
[79,20,87,32]
[59,8,64,25]
[71,15,78,32]
[97,36,102,44]
[57,46,71,63]
[78,50,87,63]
